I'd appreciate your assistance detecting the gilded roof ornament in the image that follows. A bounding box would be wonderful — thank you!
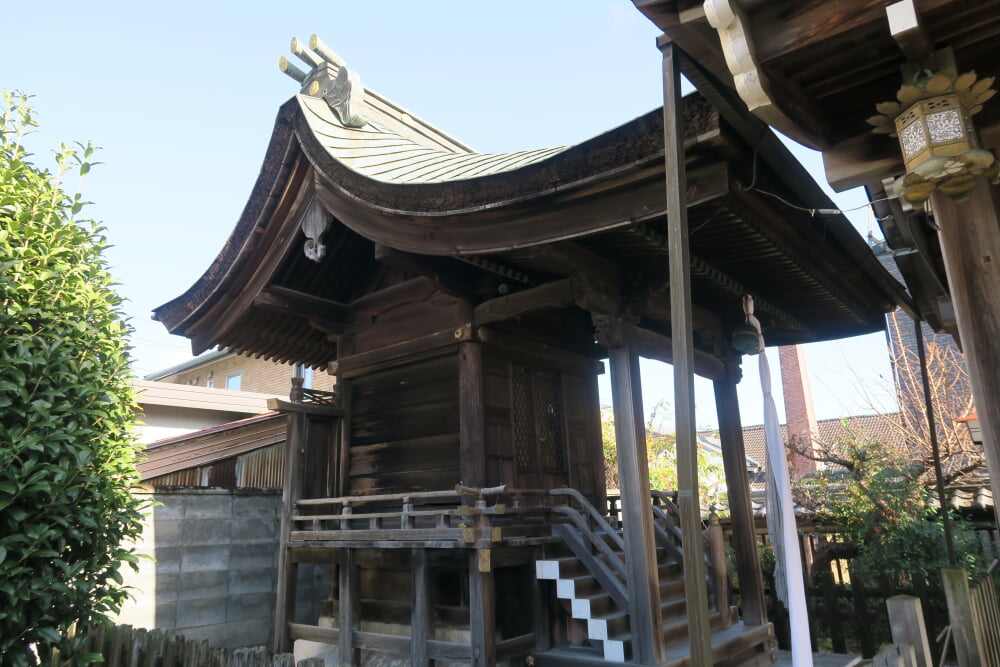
[279,35,367,128]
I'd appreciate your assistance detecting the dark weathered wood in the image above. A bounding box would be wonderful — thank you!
[495,633,536,661]
[822,132,905,193]
[273,412,306,653]
[314,160,731,259]
[479,328,603,375]
[374,244,477,298]
[708,514,732,629]
[427,640,473,661]
[338,549,360,666]
[713,375,767,626]
[608,344,665,664]
[335,328,467,378]
[290,528,462,542]
[469,551,497,667]
[288,623,339,643]
[662,38,712,667]
[186,157,313,355]
[532,556,552,652]
[474,279,575,326]
[931,182,1000,526]
[849,567,876,658]
[750,0,950,65]
[266,398,344,418]
[672,47,915,315]
[253,285,350,335]
[411,548,431,667]
[627,323,726,381]
[459,342,487,488]
[551,522,629,611]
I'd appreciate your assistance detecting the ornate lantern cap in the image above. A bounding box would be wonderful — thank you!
[869,71,999,203]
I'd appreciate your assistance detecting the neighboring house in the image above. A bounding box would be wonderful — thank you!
[134,379,278,444]
[146,349,335,395]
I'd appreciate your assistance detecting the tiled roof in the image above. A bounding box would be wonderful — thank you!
[733,413,908,472]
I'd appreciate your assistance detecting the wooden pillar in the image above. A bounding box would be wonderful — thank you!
[608,344,665,665]
[469,550,496,667]
[411,548,431,667]
[272,410,306,652]
[338,549,360,666]
[931,180,1000,522]
[714,374,767,625]
[459,341,486,488]
[337,334,354,498]
[660,36,713,667]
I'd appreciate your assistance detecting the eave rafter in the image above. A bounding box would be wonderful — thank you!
[253,285,351,336]
[630,223,817,340]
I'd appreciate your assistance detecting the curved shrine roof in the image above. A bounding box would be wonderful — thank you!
[299,94,568,184]
[154,55,912,369]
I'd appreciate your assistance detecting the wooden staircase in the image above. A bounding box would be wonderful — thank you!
[536,492,774,665]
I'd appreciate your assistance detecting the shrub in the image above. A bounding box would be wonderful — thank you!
[0,91,145,666]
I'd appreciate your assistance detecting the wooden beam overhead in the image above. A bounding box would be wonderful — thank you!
[628,324,726,381]
[473,279,576,326]
[374,244,477,298]
[254,285,351,334]
[749,0,950,65]
[886,0,933,61]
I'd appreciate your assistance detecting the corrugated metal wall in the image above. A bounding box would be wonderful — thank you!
[146,442,285,489]
[238,442,286,488]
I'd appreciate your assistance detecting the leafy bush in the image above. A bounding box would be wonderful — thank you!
[0,91,145,665]
[602,399,727,511]
[798,437,985,581]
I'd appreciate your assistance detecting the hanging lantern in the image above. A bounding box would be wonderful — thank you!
[868,71,999,203]
[732,323,761,355]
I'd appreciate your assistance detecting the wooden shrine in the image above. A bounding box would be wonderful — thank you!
[154,34,910,666]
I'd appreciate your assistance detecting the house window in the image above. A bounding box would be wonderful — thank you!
[302,366,314,390]
[511,364,567,473]
[226,371,242,391]
[186,377,199,386]
[207,371,215,388]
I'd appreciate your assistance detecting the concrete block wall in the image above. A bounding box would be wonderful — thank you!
[117,488,282,649]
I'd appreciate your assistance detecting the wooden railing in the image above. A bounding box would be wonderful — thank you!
[289,485,554,546]
[549,488,630,610]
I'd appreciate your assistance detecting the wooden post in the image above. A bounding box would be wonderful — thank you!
[608,344,665,664]
[713,374,767,625]
[708,514,732,628]
[942,568,984,667]
[469,550,496,667]
[336,334,354,499]
[338,549,360,666]
[411,548,431,667]
[273,411,306,652]
[887,595,932,667]
[459,341,486,488]
[532,553,552,652]
[660,35,713,667]
[931,181,1000,519]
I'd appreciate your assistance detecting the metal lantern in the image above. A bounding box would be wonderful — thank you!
[731,323,761,355]
[869,71,998,203]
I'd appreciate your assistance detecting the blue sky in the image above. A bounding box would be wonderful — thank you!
[2,0,897,428]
